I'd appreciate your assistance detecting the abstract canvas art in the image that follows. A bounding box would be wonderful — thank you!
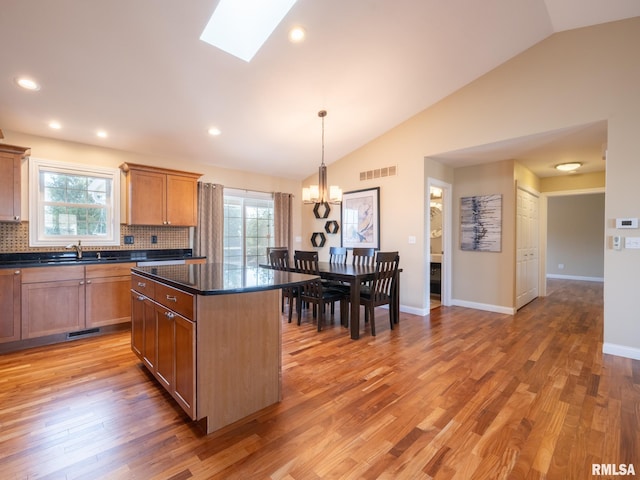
[460,194,502,252]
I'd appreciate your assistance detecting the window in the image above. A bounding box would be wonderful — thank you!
[29,158,120,247]
[224,189,274,284]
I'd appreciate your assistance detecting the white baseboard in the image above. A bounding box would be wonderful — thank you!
[451,299,515,315]
[546,274,604,282]
[603,343,640,361]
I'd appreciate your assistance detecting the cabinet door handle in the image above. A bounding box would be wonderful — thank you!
[137,295,145,301]
[80,281,85,285]
[166,295,177,302]
[137,282,146,287]
[86,280,92,284]
[164,311,175,319]
[14,216,20,221]
[14,270,20,275]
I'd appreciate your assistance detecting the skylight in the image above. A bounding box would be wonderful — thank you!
[200,0,298,62]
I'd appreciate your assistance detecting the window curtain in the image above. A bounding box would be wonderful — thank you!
[273,192,293,255]
[194,182,224,262]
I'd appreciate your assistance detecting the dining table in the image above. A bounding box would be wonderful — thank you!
[262,261,400,340]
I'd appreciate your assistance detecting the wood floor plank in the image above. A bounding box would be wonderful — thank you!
[1,279,639,479]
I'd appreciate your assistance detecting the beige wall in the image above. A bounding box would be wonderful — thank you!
[4,130,303,252]
[547,194,605,278]
[305,18,640,357]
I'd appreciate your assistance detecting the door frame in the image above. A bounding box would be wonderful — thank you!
[427,178,452,308]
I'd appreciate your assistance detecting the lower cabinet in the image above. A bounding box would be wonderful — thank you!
[0,268,22,343]
[86,264,136,328]
[21,263,136,340]
[21,266,85,339]
[131,275,196,419]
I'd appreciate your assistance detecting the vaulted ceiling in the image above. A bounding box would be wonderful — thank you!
[1,1,638,179]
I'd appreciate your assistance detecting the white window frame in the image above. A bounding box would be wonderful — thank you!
[29,157,121,247]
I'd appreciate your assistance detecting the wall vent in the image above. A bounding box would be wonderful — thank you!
[360,165,397,181]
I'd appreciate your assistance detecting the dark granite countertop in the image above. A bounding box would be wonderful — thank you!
[0,249,203,268]
[132,263,317,296]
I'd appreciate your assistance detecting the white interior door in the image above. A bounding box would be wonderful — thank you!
[516,187,539,309]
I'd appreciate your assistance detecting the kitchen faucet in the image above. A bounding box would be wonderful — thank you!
[66,240,83,259]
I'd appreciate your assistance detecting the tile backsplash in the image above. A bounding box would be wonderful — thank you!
[0,222,190,253]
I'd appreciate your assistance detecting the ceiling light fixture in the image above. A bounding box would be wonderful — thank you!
[288,26,305,43]
[49,121,62,130]
[96,130,108,138]
[302,110,342,205]
[208,127,221,136]
[555,162,582,172]
[15,77,40,91]
[200,0,298,62]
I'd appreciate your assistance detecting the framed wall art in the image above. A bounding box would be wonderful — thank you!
[460,194,502,252]
[341,187,380,249]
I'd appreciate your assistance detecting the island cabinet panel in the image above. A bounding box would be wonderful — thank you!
[0,268,21,343]
[21,266,85,339]
[0,144,29,223]
[120,163,202,226]
[196,289,281,434]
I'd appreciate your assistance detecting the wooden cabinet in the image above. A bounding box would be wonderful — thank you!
[21,266,85,339]
[0,268,21,343]
[130,274,195,418]
[21,263,136,339]
[85,263,136,328]
[120,163,201,226]
[0,143,29,222]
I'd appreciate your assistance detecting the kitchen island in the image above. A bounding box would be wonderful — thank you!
[130,263,316,435]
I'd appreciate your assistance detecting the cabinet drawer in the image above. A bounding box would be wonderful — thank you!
[87,262,136,279]
[131,273,155,298]
[154,281,194,320]
[22,265,84,283]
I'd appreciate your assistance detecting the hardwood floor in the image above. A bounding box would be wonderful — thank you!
[1,279,638,479]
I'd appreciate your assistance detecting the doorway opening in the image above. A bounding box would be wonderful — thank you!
[427,179,452,310]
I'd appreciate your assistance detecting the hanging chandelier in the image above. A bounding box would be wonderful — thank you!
[302,110,342,204]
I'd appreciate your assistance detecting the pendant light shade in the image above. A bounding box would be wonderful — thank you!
[302,110,342,204]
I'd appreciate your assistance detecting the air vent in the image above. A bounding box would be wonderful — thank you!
[360,165,397,181]
[67,328,100,339]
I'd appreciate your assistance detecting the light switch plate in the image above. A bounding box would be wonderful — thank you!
[624,237,640,249]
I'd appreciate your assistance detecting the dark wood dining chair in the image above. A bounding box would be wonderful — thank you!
[269,248,296,323]
[352,247,375,266]
[324,247,349,309]
[294,250,348,331]
[359,251,400,336]
[329,246,348,265]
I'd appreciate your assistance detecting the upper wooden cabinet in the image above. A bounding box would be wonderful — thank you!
[120,163,202,226]
[0,143,30,222]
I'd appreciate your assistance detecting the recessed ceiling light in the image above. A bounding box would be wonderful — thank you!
[288,26,305,43]
[49,121,62,130]
[208,127,222,136]
[200,0,298,62]
[96,130,108,138]
[15,77,41,91]
[555,162,582,172]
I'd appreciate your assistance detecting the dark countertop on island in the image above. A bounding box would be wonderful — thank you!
[132,263,317,296]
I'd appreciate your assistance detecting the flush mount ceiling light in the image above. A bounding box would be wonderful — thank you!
[49,121,62,130]
[555,162,582,172]
[96,130,108,138]
[302,110,342,205]
[15,77,40,91]
[200,0,298,62]
[208,127,221,136]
